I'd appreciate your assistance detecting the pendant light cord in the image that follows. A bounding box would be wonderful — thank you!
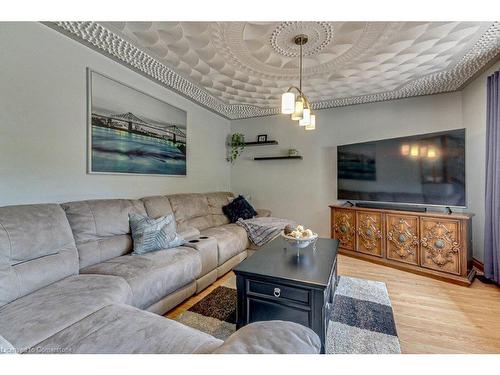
[299,39,303,94]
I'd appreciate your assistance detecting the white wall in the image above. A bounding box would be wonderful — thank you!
[462,59,500,262]
[0,22,231,205]
[230,90,490,261]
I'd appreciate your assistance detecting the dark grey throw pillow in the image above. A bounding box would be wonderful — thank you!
[222,195,258,223]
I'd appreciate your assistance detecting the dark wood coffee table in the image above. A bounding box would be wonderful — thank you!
[234,237,339,353]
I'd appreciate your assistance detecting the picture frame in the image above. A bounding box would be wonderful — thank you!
[87,68,187,176]
[257,134,268,143]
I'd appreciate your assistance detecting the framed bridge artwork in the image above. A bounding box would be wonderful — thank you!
[87,69,187,176]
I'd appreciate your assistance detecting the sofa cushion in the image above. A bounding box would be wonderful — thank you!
[168,193,213,231]
[142,195,200,239]
[0,204,79,308]
[213,321,321,354]
[222,195,258,223]
[255,208,272,218]
[141,195,173,219]
[177,226,201,241]
[129,213,184,255]
[200,224,249,265]
[81,246,202,309]
[0,274,132,351]
[62,199,146,269]
[206,192,235,226]
[32,304,223,354]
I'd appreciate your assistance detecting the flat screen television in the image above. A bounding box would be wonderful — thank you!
[337,129,466,207]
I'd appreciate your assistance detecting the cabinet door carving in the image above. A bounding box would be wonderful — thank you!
[420,218,461,275]
[386,215,419,265]
[333,209,355,250]
[356,211,383,257]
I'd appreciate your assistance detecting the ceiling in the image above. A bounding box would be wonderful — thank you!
[52,21,500,119]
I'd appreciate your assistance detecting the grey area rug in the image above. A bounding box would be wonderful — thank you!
[175,276,401,354]
[327,276,401,354]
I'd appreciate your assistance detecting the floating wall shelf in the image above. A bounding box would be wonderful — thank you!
[244,141,278,146]
[254,156,303,161]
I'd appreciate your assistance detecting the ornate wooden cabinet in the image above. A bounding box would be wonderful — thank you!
[356,211,383,257]
[386,214,419,265]
[330,205,475,286]
[332,208,356,251]
[420,218,461,275]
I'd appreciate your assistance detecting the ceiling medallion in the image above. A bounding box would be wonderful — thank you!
[281,34,316,130]
[270,21,334,57]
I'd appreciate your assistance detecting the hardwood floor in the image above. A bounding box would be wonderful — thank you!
[166,254,500,354]
[337,255,500,353]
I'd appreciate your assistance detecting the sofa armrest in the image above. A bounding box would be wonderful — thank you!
[212,321,321,354]
[255,208,271,218]
[183,236,218,277]
[178,226,200,241]
[0,335,15,354]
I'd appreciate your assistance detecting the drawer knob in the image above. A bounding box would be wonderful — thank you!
[273,287,281,297]
[434,239,445,249]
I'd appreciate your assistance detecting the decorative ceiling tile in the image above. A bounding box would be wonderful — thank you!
[49,21,500,119]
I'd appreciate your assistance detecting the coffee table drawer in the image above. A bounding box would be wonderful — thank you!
[247,279,310,304]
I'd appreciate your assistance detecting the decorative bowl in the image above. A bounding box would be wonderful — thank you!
[281,231,318,248]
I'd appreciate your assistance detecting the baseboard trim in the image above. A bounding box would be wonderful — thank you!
[472,258,484,273]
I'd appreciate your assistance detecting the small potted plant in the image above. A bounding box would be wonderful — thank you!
[227,133,246,163]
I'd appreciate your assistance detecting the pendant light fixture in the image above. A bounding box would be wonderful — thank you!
[281,34,316,130]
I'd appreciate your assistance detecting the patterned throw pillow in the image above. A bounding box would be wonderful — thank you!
[129,213,185,255]
[222,195,258,223]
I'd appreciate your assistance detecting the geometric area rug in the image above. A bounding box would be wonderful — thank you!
[175,285,238,341]
[326,276,401,354]
[174,275,401,354]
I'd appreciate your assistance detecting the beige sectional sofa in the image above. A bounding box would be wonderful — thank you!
[0,192,319,354]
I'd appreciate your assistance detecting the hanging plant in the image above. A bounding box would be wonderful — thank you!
[227,133,246,163]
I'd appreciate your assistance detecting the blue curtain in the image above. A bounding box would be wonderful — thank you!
[485,70,500,284]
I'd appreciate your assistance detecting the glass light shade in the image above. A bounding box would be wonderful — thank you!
[299,108,311,126]
[410,145,419,157]
[281,92,295,114]
[401,144,410,156]
[427,147,437,158]
[291,100,304,120]
[305,115,316,130]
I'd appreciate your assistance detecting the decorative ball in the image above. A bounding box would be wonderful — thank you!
[284,225,294,235]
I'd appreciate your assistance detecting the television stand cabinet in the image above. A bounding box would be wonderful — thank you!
[329,205,475,286]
